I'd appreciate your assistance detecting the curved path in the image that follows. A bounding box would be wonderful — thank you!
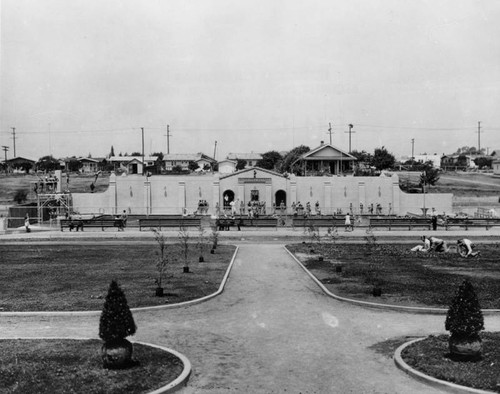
[3,243,500,393]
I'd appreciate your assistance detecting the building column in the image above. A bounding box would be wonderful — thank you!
[323,181,332,215]
[265,184,272,213]
[290,180,297,205]
[392,179,400,215]
[212,181,220,215]
[358,181,366,214]
[144,179,151,215]
[109,173,117,214]
[238,184,245,203]
[178,181,186,215]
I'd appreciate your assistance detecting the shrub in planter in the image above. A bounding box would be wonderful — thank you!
[99,280,137,369]
[445,279,484,360]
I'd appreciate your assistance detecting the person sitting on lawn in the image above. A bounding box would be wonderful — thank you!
[457,238,479,258]
[429,236,449,252]
[411,235,431,252]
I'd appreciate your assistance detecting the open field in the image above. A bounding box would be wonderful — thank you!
[287,242,500,309]
[0,339,184,394]
[0,243,235,311]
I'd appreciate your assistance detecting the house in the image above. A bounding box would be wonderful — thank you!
[292,142,357,176]
[218,159,237,174]
[412,154,441,168]
[440,155,476,171]
[107,156,158,174]
[78,158,102,174]
[493,159,500,175]
[163,153,216,171]
[226,152,263,168]
[5,157,36,173]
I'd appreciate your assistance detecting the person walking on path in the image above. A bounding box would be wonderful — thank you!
[344,212,352,232]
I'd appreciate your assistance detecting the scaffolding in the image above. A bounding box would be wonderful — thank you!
[37,192,73,225]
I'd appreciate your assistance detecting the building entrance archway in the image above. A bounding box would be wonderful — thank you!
[275,190,287,207]
[223,190,235,208]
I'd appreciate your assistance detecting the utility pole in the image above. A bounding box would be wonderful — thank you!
[327,122,333,145]
[11,127,16,157]
[411,138,415,160]
[344,124,355,153]
[213,141,217,160]
[476,121,482,153]
[164,124,172,154]
[1,146,9,174]
[141,127,145,175]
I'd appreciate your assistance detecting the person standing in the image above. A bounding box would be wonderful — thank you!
[344,212,352,232]
[431,213,438,231]
[24,214,31,233]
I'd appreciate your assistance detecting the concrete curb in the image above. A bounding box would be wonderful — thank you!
[0,337,191,394]
[284,246,500,315]
[394,338,495,394]
[0,246,239,317]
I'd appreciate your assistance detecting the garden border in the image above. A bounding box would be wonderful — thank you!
[0,337,192,394]
[0,246,239,316]
[394,337,495,394]
[283,245,500,315]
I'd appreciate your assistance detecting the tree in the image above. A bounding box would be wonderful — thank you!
[280,145,310,174]
[445,280,484,359]
[350,150,373,164]
[256,150,283,171]
[152,228,169,296]
[371,147,395,170]
[178,227,190,272]
[172,165,183,173]
[235,159,247,171]
[419,161,440,188]
[474,157,493,169]
[153,152,164,173]
[67,157,83,172]
[36,155,59,172]
[188,161,199,172]
[130,152,141,156]
[110,146,115,157]
[99,280,137,369]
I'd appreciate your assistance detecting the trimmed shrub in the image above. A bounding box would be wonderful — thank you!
[99,280,136,343]
[445,279,484,339]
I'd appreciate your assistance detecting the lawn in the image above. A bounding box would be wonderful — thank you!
[0,339,184,394]
[287,242,500,309]
[0,243,236,311]
[401,333,500,392]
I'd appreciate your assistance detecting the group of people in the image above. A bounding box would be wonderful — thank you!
[411,235,479,257]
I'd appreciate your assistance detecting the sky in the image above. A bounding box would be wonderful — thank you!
[1,0,500,161]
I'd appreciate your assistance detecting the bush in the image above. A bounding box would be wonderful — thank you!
[99,280,136,343]
[13,189,28,204]
[445,279,484,339]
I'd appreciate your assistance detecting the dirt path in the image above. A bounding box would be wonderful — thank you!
[3,244,500,393]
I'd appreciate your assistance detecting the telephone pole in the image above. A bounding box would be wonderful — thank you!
[213,141,217,160]
[11,127,16,157]
[1,146,9,173]
[327,122,333,145]
[344,124,355,153]
[411,138,415,160]
[476,121,482,153]
[141,127,145,175]
[164,124,172,154]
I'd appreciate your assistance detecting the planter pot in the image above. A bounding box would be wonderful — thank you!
[210,249,215,254]
[183,266,190,273]
[155,287,164,297]
[372,287,382,297]
[335,265,343,273]
[101,339,133,369]
[449,335,482,359]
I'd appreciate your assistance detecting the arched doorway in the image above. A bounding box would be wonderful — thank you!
[223,190,235,209]
[275,190,287,207]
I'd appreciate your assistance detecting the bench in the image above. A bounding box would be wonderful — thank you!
[369,217,431,230]
[292,217,345,229]
[60,218,125,231]
[139,217,201,231]
[215,217,278,230]
[444,218,500,230]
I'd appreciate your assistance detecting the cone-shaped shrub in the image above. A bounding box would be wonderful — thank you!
[445,279,484,339]
[99,280,137,343]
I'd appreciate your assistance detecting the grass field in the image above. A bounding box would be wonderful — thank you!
[0,339,184,394]
[287,242,500,309]
[0,243,235,311]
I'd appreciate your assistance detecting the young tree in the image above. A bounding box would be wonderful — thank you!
[178,227,190,272]
[188,161,199,172]
[419,161,440,188]
[110,145,115,157]
[152,228,169,296]
[371,147,395,170]
[99,280,137,369]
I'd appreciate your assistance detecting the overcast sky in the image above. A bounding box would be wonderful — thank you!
[1,0,499,161]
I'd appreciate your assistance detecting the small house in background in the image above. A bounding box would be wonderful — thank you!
[4,157,36,173]
[163,153,216,172]
[78,157,102,174]
[292,142,357,176]
[440,155,476,171]
[226,152,263,168]
[218,159,237,174]
[412,154,441,168]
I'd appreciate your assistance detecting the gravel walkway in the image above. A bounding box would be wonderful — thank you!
[3,242,500,393]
